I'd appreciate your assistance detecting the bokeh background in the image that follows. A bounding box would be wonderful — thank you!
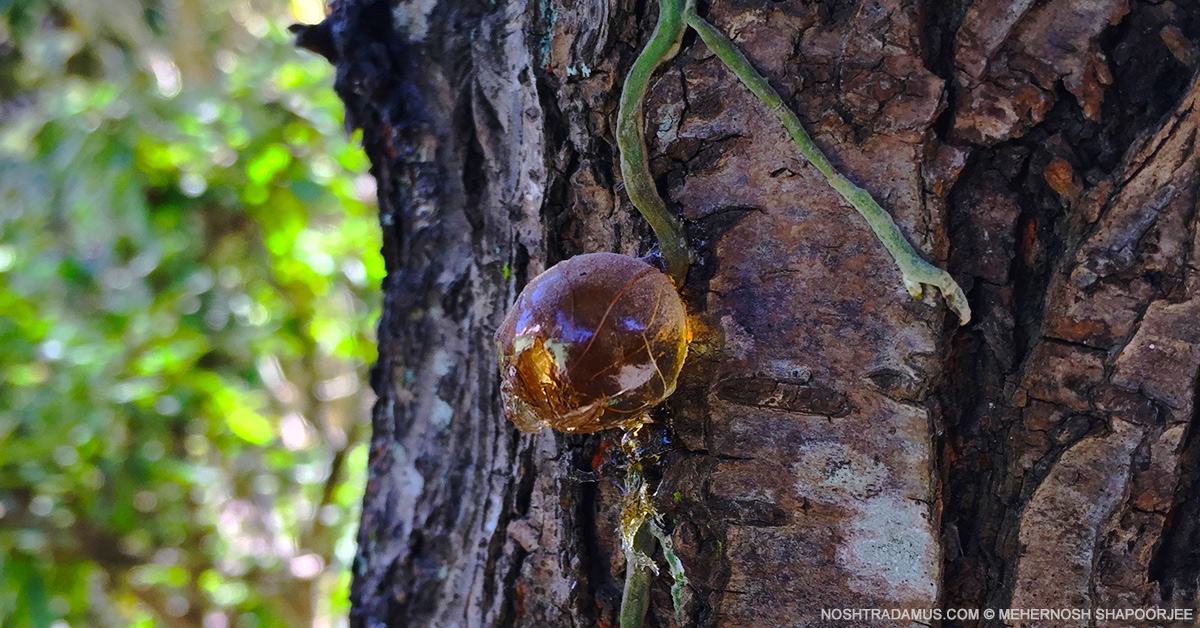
[0,0,379,626]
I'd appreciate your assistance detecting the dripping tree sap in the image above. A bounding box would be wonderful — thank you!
[494,252,690,434]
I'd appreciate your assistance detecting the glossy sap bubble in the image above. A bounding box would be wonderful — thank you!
[495,253,689,434]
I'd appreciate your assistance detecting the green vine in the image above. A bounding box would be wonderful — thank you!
[681,3,970,322]
[618,521,655,628]
[615,0,692,284]
[612,0,974,624]
[616,428,660,628]
[614,0,972,323]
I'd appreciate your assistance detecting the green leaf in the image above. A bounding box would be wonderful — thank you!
[225,406,274,445]
[245,144,291,185]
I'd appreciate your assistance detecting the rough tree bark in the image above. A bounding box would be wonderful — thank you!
[300,0,1200,625]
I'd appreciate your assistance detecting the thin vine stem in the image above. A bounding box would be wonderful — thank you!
[615,424,659,628]
[618,520,655,628]
[681,2,970,323]
[616,0,692,285]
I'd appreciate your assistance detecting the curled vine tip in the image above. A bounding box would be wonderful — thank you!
[898,261,971,325]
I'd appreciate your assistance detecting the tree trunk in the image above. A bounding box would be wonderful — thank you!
[307,0,1200,625]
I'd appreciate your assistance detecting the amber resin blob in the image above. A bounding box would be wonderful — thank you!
[495,253,690,434]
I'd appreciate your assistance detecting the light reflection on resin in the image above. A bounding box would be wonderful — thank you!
[495,253,690,433]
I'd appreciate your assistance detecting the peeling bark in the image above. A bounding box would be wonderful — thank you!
[306,0,1200,625]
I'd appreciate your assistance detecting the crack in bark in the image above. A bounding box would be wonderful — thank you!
[1149,367,1200,606]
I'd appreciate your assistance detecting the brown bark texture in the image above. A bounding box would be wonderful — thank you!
[306,0,1200,625]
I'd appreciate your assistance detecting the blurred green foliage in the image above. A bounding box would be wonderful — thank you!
[0,0,380,627]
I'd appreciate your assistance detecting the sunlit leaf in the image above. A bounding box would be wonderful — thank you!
[225,406,275,445]
[246,143,291,184]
